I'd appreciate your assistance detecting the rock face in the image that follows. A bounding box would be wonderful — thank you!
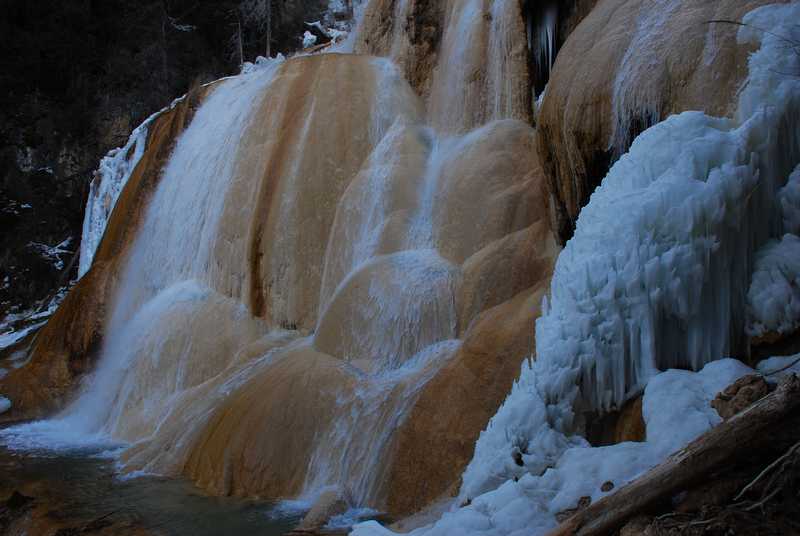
[585,395,646,446]
[296,489,350,531]
[537,0,785,243]
[711,374,770,419]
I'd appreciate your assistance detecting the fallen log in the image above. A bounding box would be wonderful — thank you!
[545,374,800,536]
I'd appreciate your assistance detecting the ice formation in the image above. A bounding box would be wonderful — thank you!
[747,234,800,338]
[781,164,800,235]
[79,113,154,276]
[355,3,800,534]
[0,395,11,414]
[535,4,557,80]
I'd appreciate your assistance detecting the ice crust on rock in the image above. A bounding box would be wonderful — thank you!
[79,113,153,277]
[747,234,800,338]
[353,3,800,535]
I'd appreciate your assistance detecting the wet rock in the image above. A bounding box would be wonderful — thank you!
[298,489,349,531]
[585,395,645,447]
[751,326,800,363]
[0,490,35,535]
[601,480,614,492]
[711,374,770,419]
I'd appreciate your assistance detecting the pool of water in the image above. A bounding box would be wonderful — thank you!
[0,444,304,535]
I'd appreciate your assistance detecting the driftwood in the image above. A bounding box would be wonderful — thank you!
[546,374,800,536]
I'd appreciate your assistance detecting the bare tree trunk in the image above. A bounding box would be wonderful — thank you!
[265,0,272,58]
[237,19,244,67]
[546,375,800,536]
[160,0,169,90]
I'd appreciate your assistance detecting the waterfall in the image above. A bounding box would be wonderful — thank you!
[426,0,530,132]
[3,0,546,520]
[5,38,534,501]
[3,60,286,449]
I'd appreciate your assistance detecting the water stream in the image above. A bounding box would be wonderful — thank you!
[0,445,302,536]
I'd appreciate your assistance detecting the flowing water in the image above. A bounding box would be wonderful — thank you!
[0,445,302,536]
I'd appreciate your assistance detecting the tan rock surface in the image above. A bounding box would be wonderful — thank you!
[537,0,786,243]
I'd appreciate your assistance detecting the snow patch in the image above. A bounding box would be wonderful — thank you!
[29,237,73,270]
[240,53,284,75]
[0,321,45,353]
[303,31,318,48]
[757,353,800,380]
